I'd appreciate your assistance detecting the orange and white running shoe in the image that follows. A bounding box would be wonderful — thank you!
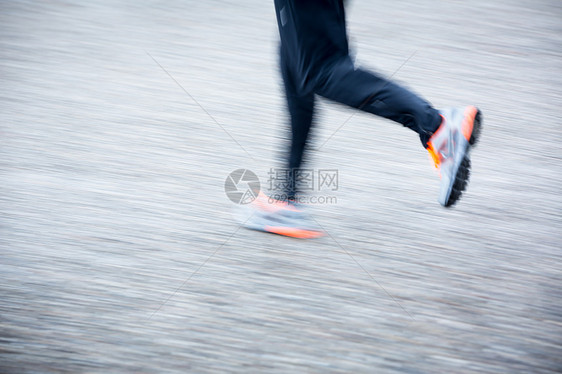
[240,192,324,239]
[427,106,482,207]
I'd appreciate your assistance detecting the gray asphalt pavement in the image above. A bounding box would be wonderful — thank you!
[1,1,561,373]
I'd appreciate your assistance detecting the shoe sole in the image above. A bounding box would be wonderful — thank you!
[263,225,324,239]
[242,211,325,239]
[445,107,482,207]
[244,221,324,239]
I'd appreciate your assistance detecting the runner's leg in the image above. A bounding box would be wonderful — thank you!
[280,50,315,200]
[315,56,442,146]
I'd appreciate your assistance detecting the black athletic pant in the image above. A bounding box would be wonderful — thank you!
[274,0,441,199]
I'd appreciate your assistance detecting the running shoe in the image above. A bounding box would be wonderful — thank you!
[427,106,482,207]
[240,192,324,239]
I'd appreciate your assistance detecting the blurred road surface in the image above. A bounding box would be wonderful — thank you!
[1,1,561,373]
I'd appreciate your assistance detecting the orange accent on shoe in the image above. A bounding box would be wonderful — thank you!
[264,226,324,239]
[427,142,440,169]
[427,114,445,169]
[462,106,477,141]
